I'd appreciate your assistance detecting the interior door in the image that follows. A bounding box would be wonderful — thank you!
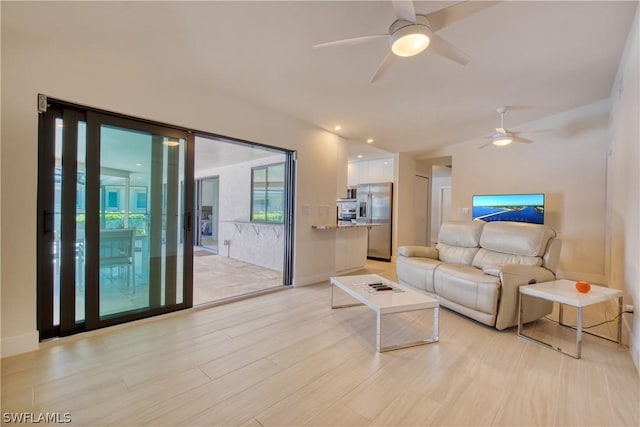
[415,175,430,246]
[440,186,452,226]
[196,176,219,253]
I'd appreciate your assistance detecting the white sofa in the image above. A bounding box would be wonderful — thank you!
[396,220,562,330]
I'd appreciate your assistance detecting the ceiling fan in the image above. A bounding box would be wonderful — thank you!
[313,0,498,83]
[480,106,533,148]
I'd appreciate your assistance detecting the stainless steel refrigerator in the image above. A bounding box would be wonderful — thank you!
[356,182,393,261]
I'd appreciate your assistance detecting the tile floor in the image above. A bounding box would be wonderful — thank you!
[193,250,283,305]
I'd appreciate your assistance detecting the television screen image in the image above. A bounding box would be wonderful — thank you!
[472,193,544,224]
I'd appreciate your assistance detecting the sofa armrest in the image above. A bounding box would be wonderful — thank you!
[482,265,501,276]
[398,245,439,259]
[495,264,556,330]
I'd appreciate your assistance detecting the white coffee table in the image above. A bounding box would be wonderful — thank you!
[330,274,439,352]
[518,279,623,359]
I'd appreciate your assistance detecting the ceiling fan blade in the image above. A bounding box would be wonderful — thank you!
[427,33,470,65]
[514,128,554,135]
[512,135,533,143]
[478,140,494,149]
[313,34,387,49]
[426,1,501,32]
[370,51,397,83]
[392,0,417,22]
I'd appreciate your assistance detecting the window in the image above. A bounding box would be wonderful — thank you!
[131,187,148,212]
[106,189,120,210]
[251,163,284,223]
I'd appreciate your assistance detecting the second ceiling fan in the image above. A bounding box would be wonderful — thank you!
[480,106,534,148]
[314,0,498,82]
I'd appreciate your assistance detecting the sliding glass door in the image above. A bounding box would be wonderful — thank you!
[38,100,194,338]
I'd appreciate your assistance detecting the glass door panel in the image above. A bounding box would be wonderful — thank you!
[53,118,63,327]
[38,100,194,339]
[95,123,187,321]
[40,110,87,338]
[75,121,87,323]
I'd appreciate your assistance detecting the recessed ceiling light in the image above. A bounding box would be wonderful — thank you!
[384,161,388,165]
[367,139,374,143]
[334,125,342,131]
[135,163,143,167]
[357,154,363,159]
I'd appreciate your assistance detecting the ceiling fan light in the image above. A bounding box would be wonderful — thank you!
[493,137,513,146]
[390,25,430,57]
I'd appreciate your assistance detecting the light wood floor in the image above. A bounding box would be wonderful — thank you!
[2,261,638,426]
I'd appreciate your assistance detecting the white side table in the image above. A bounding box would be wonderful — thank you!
[518,279,623,359]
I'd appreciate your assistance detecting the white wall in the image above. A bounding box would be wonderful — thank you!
[196,155,285,270]
[393,153,416,260]
[430,166,453,244]
[0,2,344,357]
[607,8,639,372]
[336,141,349,198]
[421,99,611,284]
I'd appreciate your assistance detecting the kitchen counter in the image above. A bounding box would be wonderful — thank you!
[311,222,376,274]
[311,222,380,230]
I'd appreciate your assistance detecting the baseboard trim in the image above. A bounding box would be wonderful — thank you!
[622,310,639,375]
[335,265,366,276]
[1,331,39,358]
[630,334,639,376]
[293,271,332,287]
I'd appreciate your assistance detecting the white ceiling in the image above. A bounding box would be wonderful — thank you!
[10,1,638,162]
[194,136,285,171]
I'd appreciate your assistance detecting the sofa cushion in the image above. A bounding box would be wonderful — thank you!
[434,263,500,316]
[398,246,438,259]
[472,248,542,270]
[396,255,440,293]
[435,220,484,264]
[438,220,485,247]
[436,243,480,265]
[479,221,556,257]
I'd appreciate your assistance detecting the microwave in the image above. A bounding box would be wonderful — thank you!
[339,209,356,220]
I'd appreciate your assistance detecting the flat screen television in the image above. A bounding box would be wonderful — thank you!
[472,193,544,224]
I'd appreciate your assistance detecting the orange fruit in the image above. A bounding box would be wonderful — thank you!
[575,281,591,293]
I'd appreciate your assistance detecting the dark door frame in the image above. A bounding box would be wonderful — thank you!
[37,95,295,340]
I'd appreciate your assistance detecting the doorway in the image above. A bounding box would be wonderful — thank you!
[37,98,193,339]
[196,176,219,253]
[414,175,430,246]
[192,136,291,305]
[440,186,452,227]
[430,163,452,244]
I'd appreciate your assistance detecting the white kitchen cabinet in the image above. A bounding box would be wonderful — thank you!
[348,158,394,186]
